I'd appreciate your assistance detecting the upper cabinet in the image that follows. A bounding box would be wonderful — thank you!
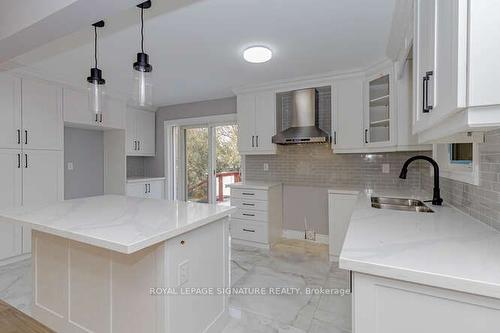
[0,75,21,150]
[22,79,63,150]
[126,107,156,156]
[0,75,63,151]
[332,63,429,153]
[63,87,125,130]
[364,70,395,148]
[237,91,276,155]
[413,0,500,142]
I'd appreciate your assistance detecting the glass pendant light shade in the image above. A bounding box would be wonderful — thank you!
[87,68,106,115]
[133,53,153,106]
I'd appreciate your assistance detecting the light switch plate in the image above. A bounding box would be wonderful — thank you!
[67,162,74,171]
[178,260,189,287]
[382,163,390,174]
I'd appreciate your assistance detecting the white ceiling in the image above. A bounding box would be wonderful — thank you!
[14,0,396,107]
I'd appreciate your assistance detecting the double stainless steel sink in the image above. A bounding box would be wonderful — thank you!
[371,196,434,213]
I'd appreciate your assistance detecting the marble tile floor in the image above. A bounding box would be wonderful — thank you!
[0,239,351,333]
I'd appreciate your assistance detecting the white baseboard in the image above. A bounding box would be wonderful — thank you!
[282,229,329,245]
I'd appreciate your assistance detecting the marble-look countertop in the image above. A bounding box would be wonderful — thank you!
[339,189,500,299]
[0,195,236,254]
[228,181,282,190]
[126,176,166,183]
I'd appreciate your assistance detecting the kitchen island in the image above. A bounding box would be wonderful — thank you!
[338,190,500,333]
[0,195,236,333]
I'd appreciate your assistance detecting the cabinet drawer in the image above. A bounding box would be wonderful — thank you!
[230,219,268,244]
[232,209,268,222]
[230,198,268,211]
[231,188,268,201]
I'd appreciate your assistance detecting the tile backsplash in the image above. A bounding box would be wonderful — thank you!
[245,143,430,191]
[127,156,146,178]
[422,129,500,231]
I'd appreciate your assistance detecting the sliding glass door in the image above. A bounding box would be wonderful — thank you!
[176,121,240,204]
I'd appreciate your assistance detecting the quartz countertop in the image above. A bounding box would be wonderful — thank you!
[228,181,282,190]
[126,176,166,183]
[0,195,235,254]
[338,189,500,299]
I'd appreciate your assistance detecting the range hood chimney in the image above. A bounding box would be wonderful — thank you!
[272,88,330,144]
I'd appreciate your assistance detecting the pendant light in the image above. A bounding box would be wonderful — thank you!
[87,20,106,119]
[133,0,153,107]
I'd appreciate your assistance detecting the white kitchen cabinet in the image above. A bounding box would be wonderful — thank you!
[332,77,365,152]
[0,75,22,149]
[412,0,500,142]
[63,87,124,129]
[0,149,62,263]
[126,107,156,156]
[328,190,358,262]
[22,150,63,207]
[0,150,23,261]
[126,178,164,200]
[228,183,282,249]
[236,91,276,155]
[363,69,395,148]
[22,78,63,150]
[353,272,500,333]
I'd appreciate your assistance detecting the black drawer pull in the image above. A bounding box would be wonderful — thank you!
[242,203,255,206]
[242,228,255,233]
[242,192,255,196]
[242,213,255,217]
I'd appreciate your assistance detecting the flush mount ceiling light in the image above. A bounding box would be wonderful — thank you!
[132,0,153,107]
[87,20,106,118]
[243,46,273,63]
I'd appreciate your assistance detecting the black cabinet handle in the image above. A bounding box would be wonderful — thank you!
[145,184,148,194]
[17,153,20,168]
[349,270,353,292]
[24,154,28,168]
[138,141,140,151]
[99,113,103,123]
[95,114,99,123]
[17,129,20,144]
[364,129,368,144]
[242,228,255,233]
[251,136,254,148]
[24,130,28,145]
[242,203,255,207]
[242,192,255,196]
[423,71,434,113]
[333,131,337,145]
[256,135,259,147]
[242,213,255,217]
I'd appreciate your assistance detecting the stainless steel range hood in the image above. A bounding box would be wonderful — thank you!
[272,88,330,144]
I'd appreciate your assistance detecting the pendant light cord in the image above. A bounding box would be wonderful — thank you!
[140,7,145,53]
[94,26,98,68]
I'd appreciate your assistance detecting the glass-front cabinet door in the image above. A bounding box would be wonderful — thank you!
[364,70,393,147]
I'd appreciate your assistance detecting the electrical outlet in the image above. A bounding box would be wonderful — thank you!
[67,162,74,171]
[178,260,189,287]
[263,163,269,171]
[382,163,390,174]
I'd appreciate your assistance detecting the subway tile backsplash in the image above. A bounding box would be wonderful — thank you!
[245,143,430,191]
[422,129,500,231]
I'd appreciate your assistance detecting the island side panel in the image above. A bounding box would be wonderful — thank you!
[32,230,165,333]
[163,217,230,333]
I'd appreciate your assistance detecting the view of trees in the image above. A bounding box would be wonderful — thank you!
[186,125,240,202]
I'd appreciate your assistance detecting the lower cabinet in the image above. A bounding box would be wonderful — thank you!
[228,183,282,248]
[328,190,358,262]
[126,178,165,200]
[353,272,500,333]
[0,149,63,264]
